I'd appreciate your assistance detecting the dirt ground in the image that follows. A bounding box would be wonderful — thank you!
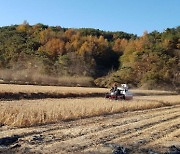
[0,99,180,154]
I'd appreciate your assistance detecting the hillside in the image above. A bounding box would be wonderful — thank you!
[0,23,179,90]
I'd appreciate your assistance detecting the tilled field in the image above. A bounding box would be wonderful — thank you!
[0,101,180,154]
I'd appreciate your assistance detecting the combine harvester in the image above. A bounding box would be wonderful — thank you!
[105,84,133,100]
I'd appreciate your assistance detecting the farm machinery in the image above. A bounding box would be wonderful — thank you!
[105,84,133,100]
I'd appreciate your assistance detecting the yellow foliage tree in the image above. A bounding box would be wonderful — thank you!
[16,20,30,32]
[39,28,55,44]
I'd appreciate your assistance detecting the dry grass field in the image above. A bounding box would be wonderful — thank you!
[0,96,180,128]
[0,84,179,153]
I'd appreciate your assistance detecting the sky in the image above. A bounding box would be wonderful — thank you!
[0,0,180,36]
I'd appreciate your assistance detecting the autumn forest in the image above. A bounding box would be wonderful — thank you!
[0,22,179,90]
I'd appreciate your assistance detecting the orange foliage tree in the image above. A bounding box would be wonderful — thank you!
[39,38,65,56]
